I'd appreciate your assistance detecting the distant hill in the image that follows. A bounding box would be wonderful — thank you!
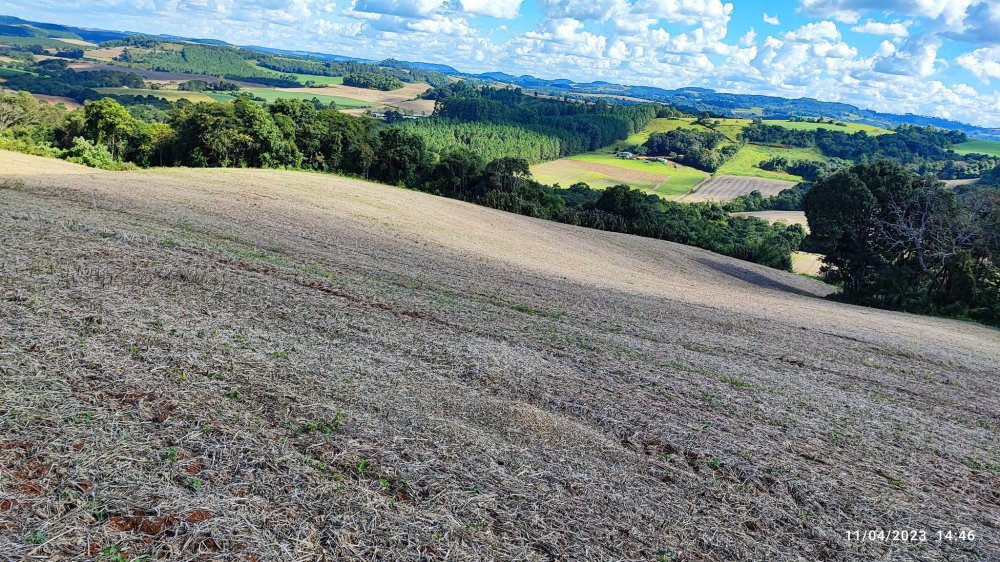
[3,14,998,140]
[469,73,1000,141]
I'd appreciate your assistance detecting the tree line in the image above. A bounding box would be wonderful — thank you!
[0,92,803,270]
[741,121,998,177]
[804,161,1000,325]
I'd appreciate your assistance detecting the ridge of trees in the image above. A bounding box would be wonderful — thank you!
[741,121,999,178]
[804,161,1000,324]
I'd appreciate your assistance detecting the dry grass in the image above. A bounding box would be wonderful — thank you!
[29,94,83,109]
[681,175,796,202]
[734,211,810,231]
[1,151,998,561]
[83,47,126,60]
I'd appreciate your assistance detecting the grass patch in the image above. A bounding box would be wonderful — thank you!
[239,88,370,108]
[0,66,35,77]
[763,119,892,136]
[93,87,217,103]
[717,144,825,181]
[953,139,1000,157]
[531,151,706,199]
[618,117,750,147]
[247,62,344,86]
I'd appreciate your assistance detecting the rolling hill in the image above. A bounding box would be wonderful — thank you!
[2,150,998,561]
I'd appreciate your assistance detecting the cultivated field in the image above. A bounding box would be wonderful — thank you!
[791,251,824,276]
[29,93,83,109]
[1,151,998,561]
[681,175,796,202]
[953,139,1000,157]
[241,88,371,109]
[83,46,126,61]
[91,87,226,103]
[733,210,810,231]
[275,82,435,115]
[530,152,707,197]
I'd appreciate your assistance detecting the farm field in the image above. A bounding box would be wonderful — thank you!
[2,150,998,561]
[792,251,824,276]
[620,117,749,147]
[246,62,344,86]
[953,139,1000,157]
[83,46,126,60]
[718,144,824,181]
[733,210,810,231]
[273,81,435,114]
[681,175,795,202]
[764,119,892,135]
[241,87,370,108]
[30,93,83,108]
[92,87,221,103]
[531,151,707,197]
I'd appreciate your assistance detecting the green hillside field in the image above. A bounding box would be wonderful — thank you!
[531,151,707,198]
[953,139,1000,157]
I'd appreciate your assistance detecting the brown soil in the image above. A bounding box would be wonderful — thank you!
[682,174,796,202]
[29,93,83,109]
[0,151,997,561]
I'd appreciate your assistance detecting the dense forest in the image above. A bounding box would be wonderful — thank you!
[116,44,301,87]
[342,71,404,91]
[401,84,659,162]
[0,92,802,270]
[394,118,565,164]
[804,162,1000,324]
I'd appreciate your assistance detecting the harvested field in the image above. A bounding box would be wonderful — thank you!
[54,38,96,47]
[734,210,810,231]
[681,174,796,202]
[943,178,981,188]
[240,88,371,109]
[83,46,126,60]
[792,251,825,276]
[274,82,435,114]
[29,93,83,109]
[1,151,999,561]
[92,87,220,103]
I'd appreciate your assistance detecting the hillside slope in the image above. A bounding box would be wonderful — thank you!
[1,151,997,561]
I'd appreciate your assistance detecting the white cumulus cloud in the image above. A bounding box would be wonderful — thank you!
[851,20,908,38]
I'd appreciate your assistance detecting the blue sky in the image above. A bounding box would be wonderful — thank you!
[6,0,1000,127]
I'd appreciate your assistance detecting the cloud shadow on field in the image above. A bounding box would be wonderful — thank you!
[694,257,821,298]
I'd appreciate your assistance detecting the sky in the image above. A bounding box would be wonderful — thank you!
[5,1,1000,127]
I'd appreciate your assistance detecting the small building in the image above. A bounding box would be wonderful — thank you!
[617,152,635,160]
